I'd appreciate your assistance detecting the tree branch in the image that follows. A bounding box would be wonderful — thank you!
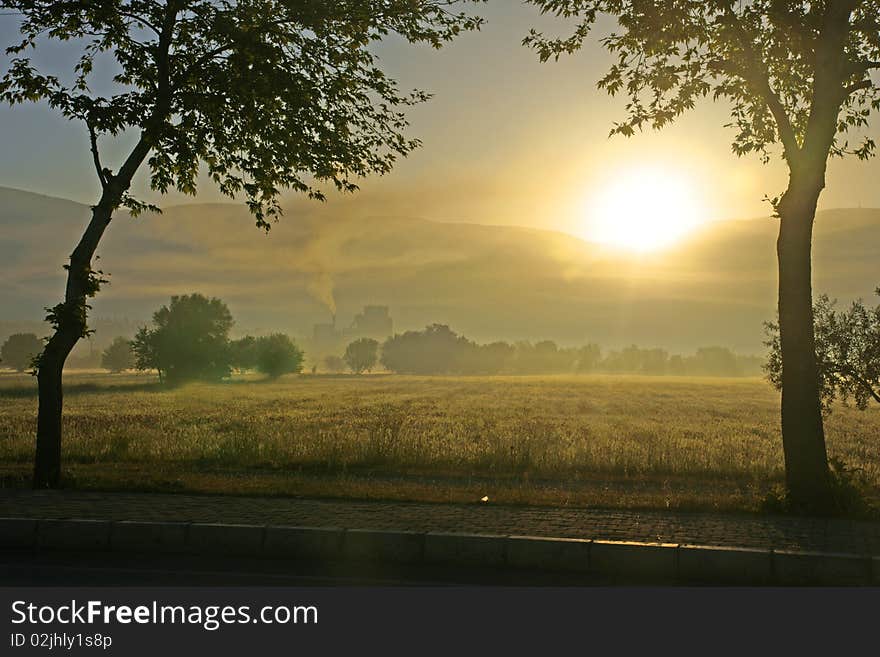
[842,79,875,97]
[118,11,162,36]
[835,364,880,405]
[848,59,880,73]
[113,134,151,191]
[174,43,234,86]
[86,119,108,189]
[800,2,859,165]
[721,5,801,162]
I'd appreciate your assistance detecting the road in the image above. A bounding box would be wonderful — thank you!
[0,550,624,586]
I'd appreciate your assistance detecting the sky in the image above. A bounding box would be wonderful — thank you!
[1,2,879,242]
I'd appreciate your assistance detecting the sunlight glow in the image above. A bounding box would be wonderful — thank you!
[585,167,706,252]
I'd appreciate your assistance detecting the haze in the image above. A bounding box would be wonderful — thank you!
[1,3,879,354]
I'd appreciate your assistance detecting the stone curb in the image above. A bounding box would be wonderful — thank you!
[0,517,875,585]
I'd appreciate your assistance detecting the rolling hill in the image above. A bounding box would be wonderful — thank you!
[2,185,879,353]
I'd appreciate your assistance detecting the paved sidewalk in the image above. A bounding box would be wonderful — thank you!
[1,490,878,555]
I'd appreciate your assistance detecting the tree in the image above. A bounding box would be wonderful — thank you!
[100,336,134,373]
[1,1,483,488]
[575,343,601,373]
[229,336,258,373]
[381,325,470,374]
[0,333,42,372]
[465,341,515,374]
[525,1,880,511]
[766,290,880,413]
[323,355,347,373]
[344,338,379,374]
[132,294,233,384]
[255,333,304,379]
[690,346,741,377]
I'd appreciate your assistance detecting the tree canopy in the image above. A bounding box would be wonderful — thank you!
[525,1,880,168]
[0,332,43,372]
[254,333,304,379]
[344,337,379,374]
[132,293,233,384]
[229,335,258,373]
[1,0,485,222]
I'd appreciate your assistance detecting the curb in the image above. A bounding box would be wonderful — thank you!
[0,517,875,585]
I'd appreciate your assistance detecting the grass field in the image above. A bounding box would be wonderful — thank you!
[1,371,878,513]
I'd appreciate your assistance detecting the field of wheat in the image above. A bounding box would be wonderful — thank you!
[1,371,878,512]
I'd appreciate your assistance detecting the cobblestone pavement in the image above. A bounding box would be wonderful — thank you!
[1,490,879,555]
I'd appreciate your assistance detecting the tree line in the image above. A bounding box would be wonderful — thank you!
[14,295,880,395]
[2,311,761,378]
[365,324,762,376]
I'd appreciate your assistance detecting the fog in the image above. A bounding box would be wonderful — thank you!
[2,187,879,356]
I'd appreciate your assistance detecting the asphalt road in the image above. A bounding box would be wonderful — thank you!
[0,550,623,586]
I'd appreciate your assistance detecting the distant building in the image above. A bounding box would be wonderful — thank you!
[310,306,394,362]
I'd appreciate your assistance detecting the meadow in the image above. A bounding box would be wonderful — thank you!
[1,371,878,513]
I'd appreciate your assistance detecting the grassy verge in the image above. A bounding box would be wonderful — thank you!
[2,371,878,515]
[0,463,772,514]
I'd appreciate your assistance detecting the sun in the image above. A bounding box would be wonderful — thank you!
[585,167,705,252]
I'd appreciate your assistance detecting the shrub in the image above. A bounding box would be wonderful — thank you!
[255,334,304,379]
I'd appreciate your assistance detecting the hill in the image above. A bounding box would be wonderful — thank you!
[1,186,878,352]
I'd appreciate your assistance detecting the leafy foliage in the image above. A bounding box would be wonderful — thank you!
[765,289,880,413]
[524,1,880,164]
[132,293,233,384]
[229,335,258,373]
[380,324,470,374]
[1,0,484,223]
[100,336,134,373]
[254,333,304,379]
[379,325,756,376]
[344,337,379,374]
[0,333,43,372]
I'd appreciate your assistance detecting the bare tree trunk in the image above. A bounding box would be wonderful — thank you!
[775,172,832,511]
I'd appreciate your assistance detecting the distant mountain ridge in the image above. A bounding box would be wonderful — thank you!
[2,185,879,352]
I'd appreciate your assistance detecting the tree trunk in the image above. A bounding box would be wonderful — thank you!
[32,202,116,488]
[33,329,79,488]
[775,172,833,511]
[31,126,154,489]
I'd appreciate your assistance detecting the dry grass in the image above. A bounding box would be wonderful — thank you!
[1,371,878,512]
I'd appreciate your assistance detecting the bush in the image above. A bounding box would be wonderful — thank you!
[255,334,304,379]
[766,289,880,413]
[230,336,259,372]
[761,458,873,517]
